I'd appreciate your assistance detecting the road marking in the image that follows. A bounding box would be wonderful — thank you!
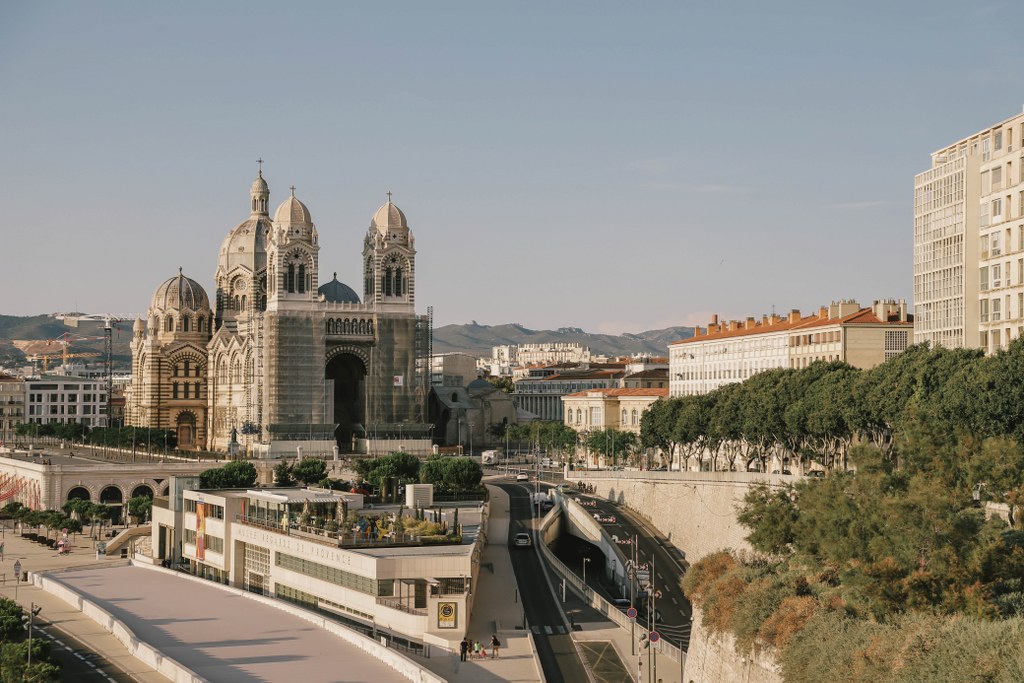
[65,645,74,652]
[556,625,566,634]
[86,661,96,668]
[671,597,678,605]
[74,652,85,659]
[544,625,553,635]
[531,625,540,634]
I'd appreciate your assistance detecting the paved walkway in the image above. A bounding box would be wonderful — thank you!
[54,565,410,682]
[408,483,542,682]
[0,525,168,682]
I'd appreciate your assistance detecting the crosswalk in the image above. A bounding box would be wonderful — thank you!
[531,624,569,635]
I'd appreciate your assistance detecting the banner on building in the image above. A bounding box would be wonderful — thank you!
[196,502,206,561]
[438,601,457,629]
[393,375,404,387]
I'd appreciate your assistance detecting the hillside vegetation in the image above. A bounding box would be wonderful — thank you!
[675,340,1024,682]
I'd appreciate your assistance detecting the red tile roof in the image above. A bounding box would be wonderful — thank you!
[672,307,912,344]
[563,387,669,398]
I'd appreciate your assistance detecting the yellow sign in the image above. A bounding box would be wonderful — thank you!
[438,601,457,629]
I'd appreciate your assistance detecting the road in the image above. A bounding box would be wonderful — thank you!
[495,481,591,683]
[34,618,136,682]
[568,489,692,650]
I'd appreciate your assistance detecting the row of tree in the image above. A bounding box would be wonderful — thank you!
[641,340,1024,472]
[0,597,60,681]
[14,423,178,450]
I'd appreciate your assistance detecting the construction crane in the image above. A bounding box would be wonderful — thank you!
[57,314,132,427]
[25,351,101,374]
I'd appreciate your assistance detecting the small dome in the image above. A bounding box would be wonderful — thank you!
[133,317,145,332]
[468,377,492,392]
[274,192,313,227]
[371,200,408,232]
[318,273,360,304]
[250,173,269,197]
[151,269,211,313]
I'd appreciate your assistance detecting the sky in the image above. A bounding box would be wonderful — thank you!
[2,2,1024,334]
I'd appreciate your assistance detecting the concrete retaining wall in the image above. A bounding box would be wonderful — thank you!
[579,471,789,563]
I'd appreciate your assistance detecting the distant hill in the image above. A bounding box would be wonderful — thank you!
[432,321,695,357]
[0,314,695,368]
[0,314,132,367]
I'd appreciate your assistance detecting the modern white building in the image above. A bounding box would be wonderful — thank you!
[150,483,482,651]
[669,300,911,396]
[25,375,108,427]
[915,107,1024,352]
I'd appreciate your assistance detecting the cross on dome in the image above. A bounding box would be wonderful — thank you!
[387,190,392,202]
[257,157,264,176]
[290,185,296,197]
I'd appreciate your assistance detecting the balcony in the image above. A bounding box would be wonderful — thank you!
[234,514,462,550]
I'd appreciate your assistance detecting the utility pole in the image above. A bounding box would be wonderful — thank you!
[24,603,41,667]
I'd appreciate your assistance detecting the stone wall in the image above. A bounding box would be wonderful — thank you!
[582,471,788,563]
[683,607,781,683]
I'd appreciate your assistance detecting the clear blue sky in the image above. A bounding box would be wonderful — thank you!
[2,2,1023,333]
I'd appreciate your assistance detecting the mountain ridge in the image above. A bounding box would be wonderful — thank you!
[432,321,694,357]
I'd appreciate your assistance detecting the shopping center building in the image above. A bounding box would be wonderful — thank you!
[150,482,483,650]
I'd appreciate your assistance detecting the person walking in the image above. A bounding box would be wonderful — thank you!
[459,637,469,662]
[490,634,501,658]
[473,640,482,659]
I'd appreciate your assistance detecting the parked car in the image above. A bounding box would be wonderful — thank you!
[513,532,532,547]
[515,472,529,482]
[612,598,632,609]
[593,513,617,523]
[806,470,826,478]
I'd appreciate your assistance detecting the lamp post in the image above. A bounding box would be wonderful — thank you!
[582,556,591,586]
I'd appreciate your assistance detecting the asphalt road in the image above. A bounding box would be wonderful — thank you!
[34,618,136,683]
[495,482,591,683]
[572,491,692,650]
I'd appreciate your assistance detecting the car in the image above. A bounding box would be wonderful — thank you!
[612,598,632,609]
[806,470,826,478]
[513,532,532,547]
[576,499,597,508]
[515,472,529,482]
[593,513,617,524]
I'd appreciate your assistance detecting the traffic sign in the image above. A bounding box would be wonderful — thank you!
[649,630,660,643]
[13,560,21,575]
[626,607,638,619]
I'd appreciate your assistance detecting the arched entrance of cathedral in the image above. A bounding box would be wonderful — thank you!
[325,353,366,452]
[176,412,196,449]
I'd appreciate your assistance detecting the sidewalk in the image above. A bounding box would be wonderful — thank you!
[410,483,542,682]
[0,525,167,682]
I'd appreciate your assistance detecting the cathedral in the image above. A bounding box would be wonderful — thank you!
[126,170,431,454]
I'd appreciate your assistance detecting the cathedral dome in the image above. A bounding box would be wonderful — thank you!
[274,192,314,227]
[250,173,269,197]
[318,273,360,304]
[151,269,211,313]
[371,200,408,234]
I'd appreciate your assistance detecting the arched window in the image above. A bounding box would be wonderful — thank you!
[172,382,179,399]
[632,409,639,426]
[576,408,582,423]
[183,383,190,399]
[286,264,296,293]
[182,316,190,332]
[241,295,247,310]
[234,295,240,310]
[383,268,393,296]
[198,317,205,333]
[184,360,191,376]
[622,409,628,424]
[394,268,403,296]
[297,264,306,294]
[567,410,573,424]
[166,316,174,332]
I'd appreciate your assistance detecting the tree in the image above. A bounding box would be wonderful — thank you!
[0,640,61,682]
[354,452,421,490]
[291,457,327,485]
[273,462,295,487]
[127,496,153,524]
[0,598,22,641]
[199,461,257,489]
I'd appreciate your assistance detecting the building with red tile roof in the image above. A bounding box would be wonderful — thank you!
[669,299,912,396]
[561,387,668,465]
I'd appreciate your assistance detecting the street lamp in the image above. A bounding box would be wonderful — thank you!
[582,557,591,586]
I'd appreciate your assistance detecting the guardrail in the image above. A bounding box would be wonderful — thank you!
[540,495,684,665]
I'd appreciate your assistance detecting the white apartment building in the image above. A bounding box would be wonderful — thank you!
[669,300,911,396]
[916,107,1024,352]
[25,375,108,427]
[562,387,667,435]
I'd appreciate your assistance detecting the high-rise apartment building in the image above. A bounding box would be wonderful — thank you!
[915,108,1024,351]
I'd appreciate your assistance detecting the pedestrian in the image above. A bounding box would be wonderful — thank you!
[459,637,469,662]
[490,634,500,658]
[473,640,482,659]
